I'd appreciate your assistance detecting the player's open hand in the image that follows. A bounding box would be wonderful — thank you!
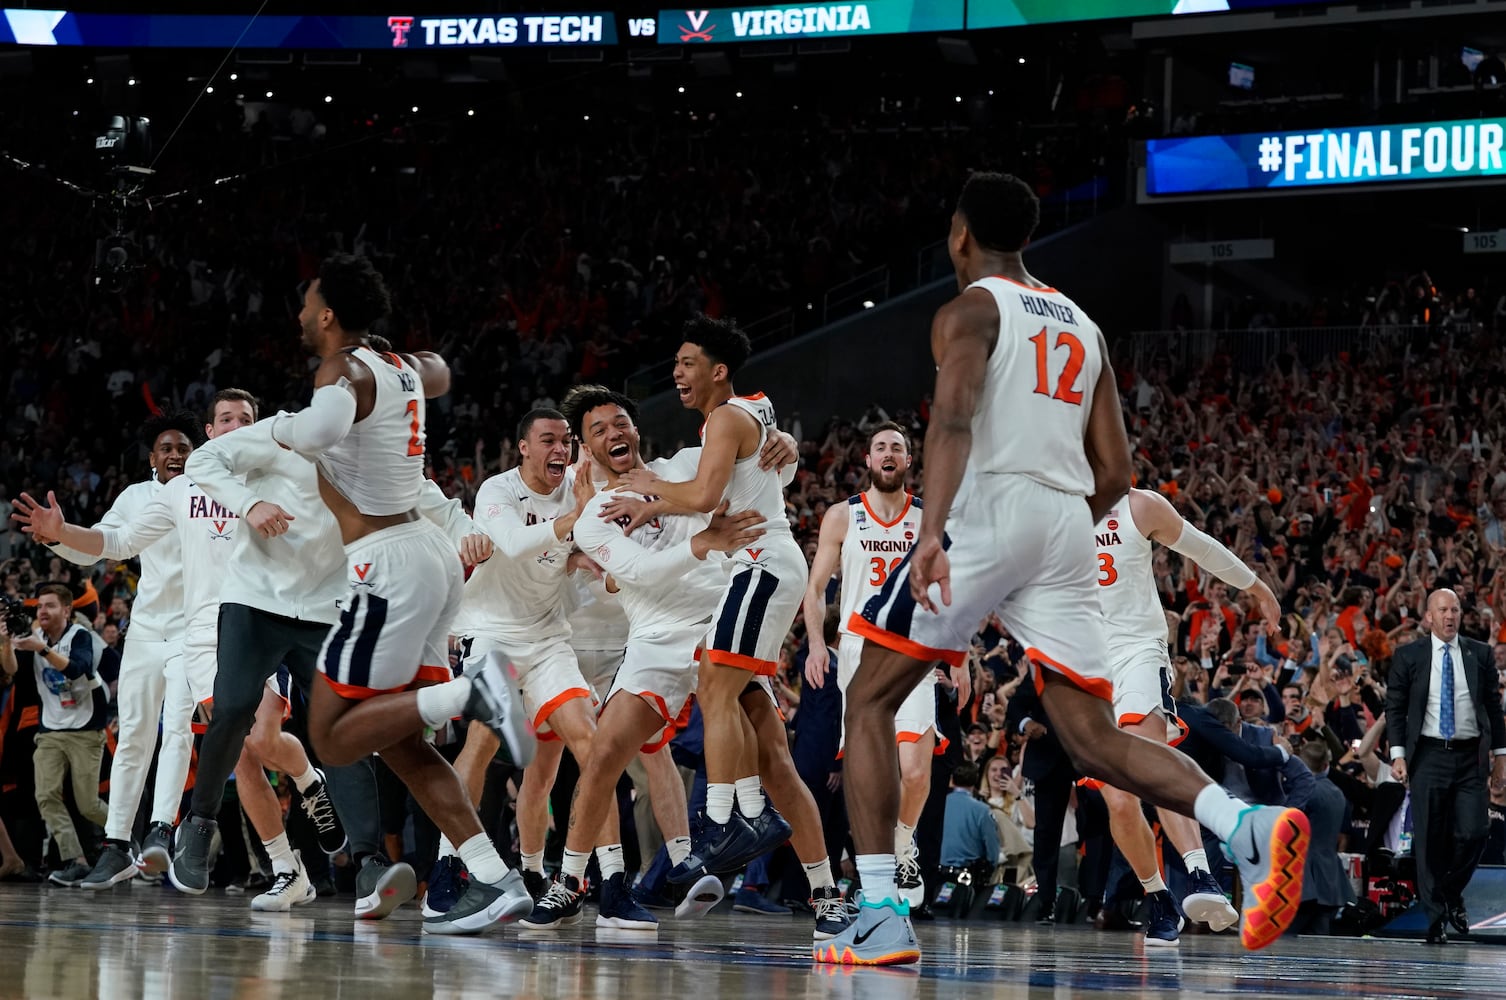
[702,502,764,555]
[908,535,950,613]
[458,533,493,567]
[804,642,830,688]
[759,430,799,471]
[571,455,596,511]
[11,491,63,544]
[619,466,659,497]
[599,492,657,534]
[246,501,296,539]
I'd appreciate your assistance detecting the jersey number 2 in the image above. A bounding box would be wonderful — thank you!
[404,400,423,457]
[1029,328,1086,405]
[869,556,904,587]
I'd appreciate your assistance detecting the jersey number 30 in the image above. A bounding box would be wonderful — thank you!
[1029,328,1086,405]
[869,556,904,587]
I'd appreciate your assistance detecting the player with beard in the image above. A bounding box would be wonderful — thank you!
[18,412,197,890]
[518,384,762,930]
[801,422,938,910]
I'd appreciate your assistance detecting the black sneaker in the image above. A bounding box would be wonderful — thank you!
[297,769,348,855]
[667,814,759,883]
[522,869,549,903]
[168,815,218,895]
[354,855,417,920]
[137,822,173,877]
[811,885,851,941]
[519,874,586,929]
[81,843,137,890]
[48,861,92,887]
[742,806,793,865]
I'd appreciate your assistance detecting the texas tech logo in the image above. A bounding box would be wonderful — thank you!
[388,16,415,47]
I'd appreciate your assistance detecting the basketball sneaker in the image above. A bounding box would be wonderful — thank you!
[674,874,726,918]
[522,869,549,902]
[733,887,789,915]
[354,855,417,920]
[596,871,659,929]
[1182,868,1238,932]
[812,884,852,941]
[743,806,793,862]
[423,869,533,935]
[252,855,316,912]
[520,874,586,929]
[1142,890,1183,947]
[667,814,759,884]
[463,651,538,768]
[1227,805,1310,950]
[812,897,920,966]
[81,843,138,890]
[168,815,218,895]
[896,848,925,911]
[297,769,348,855]
[48,861,92,888]
[137,822,173,877]
[421,855,467,917]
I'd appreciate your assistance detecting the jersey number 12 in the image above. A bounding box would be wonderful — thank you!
[1028,328,1086,405]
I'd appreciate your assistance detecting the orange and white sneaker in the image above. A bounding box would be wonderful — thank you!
[812,898,920,967]
[1227,805,1311,950]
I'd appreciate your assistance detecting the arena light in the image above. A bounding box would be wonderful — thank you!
[324,94,332,103]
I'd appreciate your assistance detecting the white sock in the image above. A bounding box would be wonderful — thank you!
[894,822,916,858]
[1193,785,1249,844]
[521,849,545,873]
[457,832,509,885]
[803,859,835,891]
[1139,871,1168,895]
[734,776,765,819]
[416,677,473,727]
[856,853,898,903]
[1183,849,1210,875]
[596,844,625,879]
[562,848,591,882]
[290,766,319,794]
[667,837,692,866]
[262,833,296,876]
[707,783,736,825]
[438,835,459,860]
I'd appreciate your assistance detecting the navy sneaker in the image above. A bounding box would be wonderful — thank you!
[631,881,677,911]
[733,887,790,915]
[1143,890,1183,947]
[667,814,759,884]
[812,884,852,941]
[596,872,658,929]
[742,806,793,864]
[522,869,549,902]
[422,855,467,917]
[1182,868,1238,932]
[520,874,586,929]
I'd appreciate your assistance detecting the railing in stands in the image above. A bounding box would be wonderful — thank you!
[1125,325,1430,374]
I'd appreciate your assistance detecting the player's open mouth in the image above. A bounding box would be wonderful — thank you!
[165,462,185,474]
[881,461,897,473]
[608,444,630,460]
[675,383,691,401]
[546,461,566,477]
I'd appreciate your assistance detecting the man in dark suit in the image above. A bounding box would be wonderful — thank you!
[1386,588,1506,944]
[1289,741,1351,936]
[1006,682,1078,924]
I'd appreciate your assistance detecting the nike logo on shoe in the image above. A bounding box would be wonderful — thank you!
[853,918,887,946]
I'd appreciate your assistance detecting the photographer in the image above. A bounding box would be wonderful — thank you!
[8,584,109,886]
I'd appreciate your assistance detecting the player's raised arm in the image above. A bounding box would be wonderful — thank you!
[1082,329,1132,524]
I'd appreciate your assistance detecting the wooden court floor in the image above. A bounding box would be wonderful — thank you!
[1,882,1501,999]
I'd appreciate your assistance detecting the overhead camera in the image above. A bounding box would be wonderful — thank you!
[92,115,154,293]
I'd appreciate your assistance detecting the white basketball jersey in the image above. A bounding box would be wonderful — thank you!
[180,481,239,630]
[1093,497,1167,644]
[837,492,922,638]
[965,276,1102,497]
[318,345,425,516]
[702,393,790,534]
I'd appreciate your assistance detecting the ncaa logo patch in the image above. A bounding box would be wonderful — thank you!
[904,531,914,540]
[486,504,501,518]
[1107,519,1118,531]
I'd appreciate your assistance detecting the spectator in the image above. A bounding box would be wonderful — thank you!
[977,755,1034,884]
[1288,741,1353,936]
[940,761,999,871]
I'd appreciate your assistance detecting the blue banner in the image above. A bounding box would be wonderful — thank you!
[1146,117,1506,196]
[0,9,617,48]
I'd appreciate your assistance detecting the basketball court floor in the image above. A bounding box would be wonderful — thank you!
[1,884,1499,998]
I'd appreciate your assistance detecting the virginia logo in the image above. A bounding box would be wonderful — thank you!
[354,563,373,581]
[679,9,715,41]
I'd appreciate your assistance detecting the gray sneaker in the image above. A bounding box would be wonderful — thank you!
[48,861,93,887]
[168,815,218,896]
[355,855,416,920]
[81,844,138,890]
[137,822,173,877]
[812,898,920,967]
[463,651,537,768]
[423,869,533,935]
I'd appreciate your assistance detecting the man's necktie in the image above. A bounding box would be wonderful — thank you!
[1441,644,1457,740]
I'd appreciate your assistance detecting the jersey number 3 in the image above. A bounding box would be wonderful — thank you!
[1096,553,1117,586]
[404,400,423,457]
[1029,328,1086,405]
